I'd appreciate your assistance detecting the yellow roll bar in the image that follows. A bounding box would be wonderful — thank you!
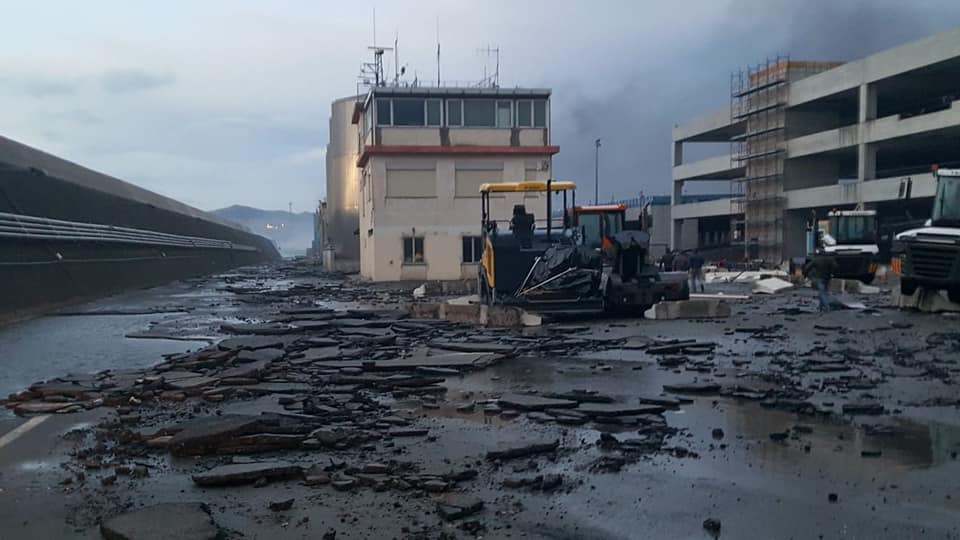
[479,181,577,194]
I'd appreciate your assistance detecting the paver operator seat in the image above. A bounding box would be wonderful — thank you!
[510,204,535,248]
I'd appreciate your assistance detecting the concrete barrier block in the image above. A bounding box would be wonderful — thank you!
[753,277,794,295]
[644,299,731,320]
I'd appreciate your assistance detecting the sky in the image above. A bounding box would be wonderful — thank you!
[2,1,959,212]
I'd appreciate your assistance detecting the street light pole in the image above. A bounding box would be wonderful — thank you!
[594,138,602,204]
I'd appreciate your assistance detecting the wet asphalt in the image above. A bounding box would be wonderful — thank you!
[0,264,958,539]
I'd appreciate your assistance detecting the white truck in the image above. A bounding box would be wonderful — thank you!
[820,209,880,284]
[895,167,960,303]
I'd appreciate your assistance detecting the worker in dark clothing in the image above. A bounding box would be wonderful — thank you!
[672,251,690,272]
[803,252,838,312]
[689,249,705,293]
[660,250,675,271]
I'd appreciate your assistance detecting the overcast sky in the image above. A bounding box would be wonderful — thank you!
[3,1,959,212]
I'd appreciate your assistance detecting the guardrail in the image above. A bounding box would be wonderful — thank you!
[0,212,258,252]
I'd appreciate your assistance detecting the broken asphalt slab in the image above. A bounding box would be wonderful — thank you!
[191,462,303,487]
[487,440,560,460]
[436,494,484,521]
[100,502,220,540]
[497,394,578,411]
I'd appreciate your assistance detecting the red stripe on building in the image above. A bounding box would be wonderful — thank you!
[357,145,560,167]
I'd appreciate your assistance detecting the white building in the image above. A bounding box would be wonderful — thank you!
[351,87,559,281]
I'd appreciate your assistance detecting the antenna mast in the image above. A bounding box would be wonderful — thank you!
[358,8,392,87]
[436,17,441,86]
[478,45,500,88]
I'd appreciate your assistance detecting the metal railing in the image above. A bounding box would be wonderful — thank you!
[0,212,258,252]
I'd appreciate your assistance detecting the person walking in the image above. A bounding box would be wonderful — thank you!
[672,251,690,273]
[660,250,675,272]
[689,249,705,293]
[803,251,838,312]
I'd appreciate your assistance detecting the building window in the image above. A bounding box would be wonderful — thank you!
[533,100,547,127]
[392,98,425,126]
[463,100,496,127]
[462,236,483,263]
[516,100,532,127]
[426,99,442,126]
[496,101,512,127]
[376,99,391,126]
[447,99,462,126]
[403,237,425,264]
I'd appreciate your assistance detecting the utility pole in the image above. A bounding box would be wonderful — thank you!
[594,138,602,204]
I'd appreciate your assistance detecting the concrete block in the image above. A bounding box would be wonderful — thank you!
[690,293,750,300]
[753,278,794,294]
[644,299,731,320]
[895,288,960,313]
[408,301,540,327]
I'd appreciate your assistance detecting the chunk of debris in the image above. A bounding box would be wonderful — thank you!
[269,498,295,512]
[100,502,219,540]
[487,440,559,461]
[498,394,578,411]
[841,402,885,415]
[662,382,721,394]
[436,494,484,521]
[753,277,794,295]
[191,462,302,487]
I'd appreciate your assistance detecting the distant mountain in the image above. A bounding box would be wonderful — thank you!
[212,205,314,257]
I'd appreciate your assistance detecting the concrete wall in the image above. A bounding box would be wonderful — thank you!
[0,140,279,323]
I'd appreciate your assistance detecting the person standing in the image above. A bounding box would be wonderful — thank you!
[803,252,838,312]
[689,249,705,293]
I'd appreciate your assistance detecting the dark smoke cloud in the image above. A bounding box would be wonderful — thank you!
[551,1,960,202]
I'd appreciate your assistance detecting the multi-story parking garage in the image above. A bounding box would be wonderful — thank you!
[672,27,960,263]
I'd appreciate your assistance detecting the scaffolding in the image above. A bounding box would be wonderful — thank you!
[730,56,789,262]
[729,58,847,262]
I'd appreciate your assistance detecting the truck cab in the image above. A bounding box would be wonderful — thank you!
[896,167,960,302]
[820,210,879,284]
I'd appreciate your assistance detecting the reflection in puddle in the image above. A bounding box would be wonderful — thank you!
[17,460,60,472]
[682,399,960,474]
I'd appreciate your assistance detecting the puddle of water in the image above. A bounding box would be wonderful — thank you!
[0,314,208,396]
[670,398,960,477]
[397,395,513,427]
[16,459,61,473]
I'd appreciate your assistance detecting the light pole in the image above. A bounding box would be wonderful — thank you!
[594,138,602,204]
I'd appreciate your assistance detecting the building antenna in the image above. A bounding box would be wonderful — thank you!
[436,17,441,86]
[478,45,500,88]
[394,31,399,85]
[360,7,392,87]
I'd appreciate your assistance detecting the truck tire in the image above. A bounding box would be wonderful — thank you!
[949,287,960,304]
[900,278,917,296]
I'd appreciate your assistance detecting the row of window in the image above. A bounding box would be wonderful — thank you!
[402,236,483,264]
[375,98,547,128]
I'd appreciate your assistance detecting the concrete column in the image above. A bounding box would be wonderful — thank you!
[670,180,684,249]
[858,143,877,182]
[856,83,879,205]
[673,141,684,167]
[858,83,877,123]
[671,219,682,251]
